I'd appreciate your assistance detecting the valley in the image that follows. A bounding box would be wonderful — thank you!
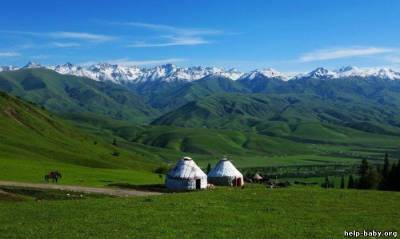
[1,65,400,186]
[2,2,400,238]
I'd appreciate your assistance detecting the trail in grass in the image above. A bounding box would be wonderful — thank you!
[0,181,162,197]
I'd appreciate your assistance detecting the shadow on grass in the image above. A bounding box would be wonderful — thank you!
[107,183,171,193]
[0,189,26,202]
[0,186,110,201]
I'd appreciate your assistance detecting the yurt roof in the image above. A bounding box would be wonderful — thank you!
[208,158,243,177]
[167,157,206,179]
[253,173,263,180]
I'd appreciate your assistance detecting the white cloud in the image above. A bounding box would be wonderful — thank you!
[116,21,221,48]
[30,54,50,60]
[82,58,186,66]
[129,36,210,48]
[0,30,115,42]
[48,32,115,42]
[114,21,222,36]
[52,42,81,48]
[299,47,396,62]
[0,52,20,57]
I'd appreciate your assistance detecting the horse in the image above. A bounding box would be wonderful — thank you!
[44,171,62,183]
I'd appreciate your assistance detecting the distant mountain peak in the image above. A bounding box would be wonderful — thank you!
[23,61,43,69]
[239,68,288,81]
[0,65,19,72]
[332,66,400,80]
[306,67,335,78]
[337,65,359,72]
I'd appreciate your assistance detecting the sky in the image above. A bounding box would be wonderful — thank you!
[0,0,400,72]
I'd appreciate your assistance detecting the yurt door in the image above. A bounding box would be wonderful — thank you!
[196,179,201,189]
[236,178,242,186]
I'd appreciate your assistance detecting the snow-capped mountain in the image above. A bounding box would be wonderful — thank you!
[334,66,400,80]
[23,61,44,69]
[1,62,400,82]
[50,63,144,83]
[294,66,400,80]
[0,65,19,72]
[48,63,244,83]
[304,67,336,79]
[239,68,292,81]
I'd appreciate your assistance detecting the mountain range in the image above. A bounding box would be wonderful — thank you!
[1,62,400,173]
[2,62,400,83]
[1,62,400,140]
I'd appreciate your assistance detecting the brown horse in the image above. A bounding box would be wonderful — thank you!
[44,171,62,183]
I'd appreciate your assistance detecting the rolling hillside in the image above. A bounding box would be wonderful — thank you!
[152,93,400,137]
[1,67,400,178]
[0,68,157,123]
[0,91,163,185]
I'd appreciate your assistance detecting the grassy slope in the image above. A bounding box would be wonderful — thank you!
[105,124,399,168]
[1,70,400,184]
[0,91,163,186]
[152,93,400,136]
[1,89,397,186]
[0,68,156,123]
[0,186,398,239]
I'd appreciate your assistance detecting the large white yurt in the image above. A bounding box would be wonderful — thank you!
[165,157,207,191]
[208,157,244,186]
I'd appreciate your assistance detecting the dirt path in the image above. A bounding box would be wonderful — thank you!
[0,181,162,197]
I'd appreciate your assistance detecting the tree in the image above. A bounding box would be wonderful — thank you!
[112,138,117,146]
[321,176,330,189]
[348,175,355,189]
[379,153,390,190]
[385,160,400,191]
[330,180,335,188]
[358,159,370,189]
[154,165,170,174]
[396,160,400,190]
[340,176,345,189]
[382,153,390,177]
[358,159,380,189]
[206,163,212,174]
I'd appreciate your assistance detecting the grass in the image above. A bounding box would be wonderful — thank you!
[0,158,163,187]
[0,91,167,186]
[0,186,399,239]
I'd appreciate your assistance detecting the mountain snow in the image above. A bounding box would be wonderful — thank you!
[1,62,399,82]
[239,68,292,81]
[0,65,19,72]
[47,63,244,83]
[334,66,400,80]
[23,61,44,69]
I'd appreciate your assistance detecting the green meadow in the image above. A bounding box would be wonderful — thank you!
[0,186,399,239]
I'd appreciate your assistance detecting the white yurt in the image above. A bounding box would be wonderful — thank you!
[208,157,244,186]
[165,157,208,191]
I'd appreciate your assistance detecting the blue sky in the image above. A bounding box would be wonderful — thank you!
[1,0,400,72]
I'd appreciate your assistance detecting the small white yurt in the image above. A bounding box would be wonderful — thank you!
[208,157,244,187]
[165,156,207,191]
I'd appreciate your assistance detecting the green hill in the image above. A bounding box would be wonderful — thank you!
[144,76,246,111]
[0,69,157,123]
[1,69,400,183]
[0,91,163,185]
[152,93,400,138]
